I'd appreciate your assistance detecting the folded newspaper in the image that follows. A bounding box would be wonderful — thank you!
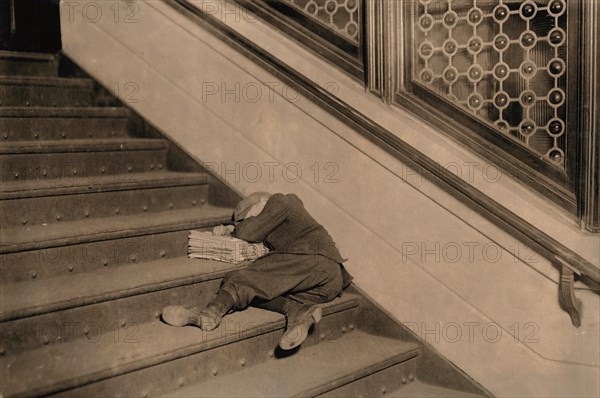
[188,230,270,263]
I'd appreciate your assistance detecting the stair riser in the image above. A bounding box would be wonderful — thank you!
[0,231,193,284]
[1,150,167,182]
[1,184,210,227]
[51,308,359,398]
[316,356,418,398]
[0,84,93,107]
[0,60,58,77]
[0,117,128,140]
[0,280,225,354]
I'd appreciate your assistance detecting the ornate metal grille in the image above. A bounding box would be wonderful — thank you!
[283,0,361,44]
[413,0,568,167]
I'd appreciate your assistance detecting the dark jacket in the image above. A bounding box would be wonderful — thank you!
[234,193,353,288]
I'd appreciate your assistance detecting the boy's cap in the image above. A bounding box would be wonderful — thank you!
[234,192,271,221]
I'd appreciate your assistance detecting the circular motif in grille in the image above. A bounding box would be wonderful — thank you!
[413,0,569,165]
[288,0,360,42]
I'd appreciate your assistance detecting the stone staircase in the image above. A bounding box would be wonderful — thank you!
[0,51,488,398]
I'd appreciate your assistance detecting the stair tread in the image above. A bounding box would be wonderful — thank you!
[0,171,210,199]
[0,294,361,397]
[0,205,234,253]
[164,330,419,398]
[0,106,129,117]
[0,256,244,321]
[0,138,168,154]
[389,380,484,398]
[0,75,93,87]
[0,51,56,62]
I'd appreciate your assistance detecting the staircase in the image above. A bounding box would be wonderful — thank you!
[0,51,488,398]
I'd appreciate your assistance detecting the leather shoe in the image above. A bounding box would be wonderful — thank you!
[279,303,322,350]
[162,304,224,331]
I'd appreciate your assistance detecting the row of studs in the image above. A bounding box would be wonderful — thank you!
[25,249,171,280]
[3,131,125,140]
[10,164,164,180]
[17,198,206,226]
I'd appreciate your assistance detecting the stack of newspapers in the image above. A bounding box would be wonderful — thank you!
[188,230,270,263]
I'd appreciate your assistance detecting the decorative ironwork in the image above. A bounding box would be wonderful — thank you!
[413,0,568,167]
[283,0,361,44]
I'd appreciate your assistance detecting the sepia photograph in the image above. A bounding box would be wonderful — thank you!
[0,0,598,397]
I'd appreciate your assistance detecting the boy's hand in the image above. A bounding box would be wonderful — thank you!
[212,225,235,236]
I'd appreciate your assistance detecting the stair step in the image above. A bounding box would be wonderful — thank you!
[0,171,211,199]
[1,257,247,354]
[0,257,243,322]
[0,76,94,107]
[0,295,360,398]
[0,51,58,76]
[0,137,167,154]
[0,230,192,283]
[162,331,419,398]
[1,176,210,227]
[1,138,169,182]
[388,380,484,397]
[0,107,129,140]
[0,205,234,254]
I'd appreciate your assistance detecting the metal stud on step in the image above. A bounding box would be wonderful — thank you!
[169,203,174,209]
[401,377,407,384]
[160,250,166,258]
[120,320,127,327]
[128,166,133,172]
[408,374,415,382]
[56,215,61,220]
[212,368,218,376]
[42,170,47,177]
[22,219,27,225]
[115,208,120,214]
[3,134,8,140]
[34,133,39,139]
[130,255,137,262]
[14,172,19,179]
[268,350,274,358]
[0,347,5,356]
[62,133,66,138]
[31,272,37,279]
[381,386,387,394]
[143,205,148,212]
[84,211,90,218]
[43,337,49,345]
[100,167,105,174]
[26,101,30,106]
[103,260,109,266]
[341,326,347,334]
[192,200,197,206]
[68,266,74,272]
[239,358,246,367]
